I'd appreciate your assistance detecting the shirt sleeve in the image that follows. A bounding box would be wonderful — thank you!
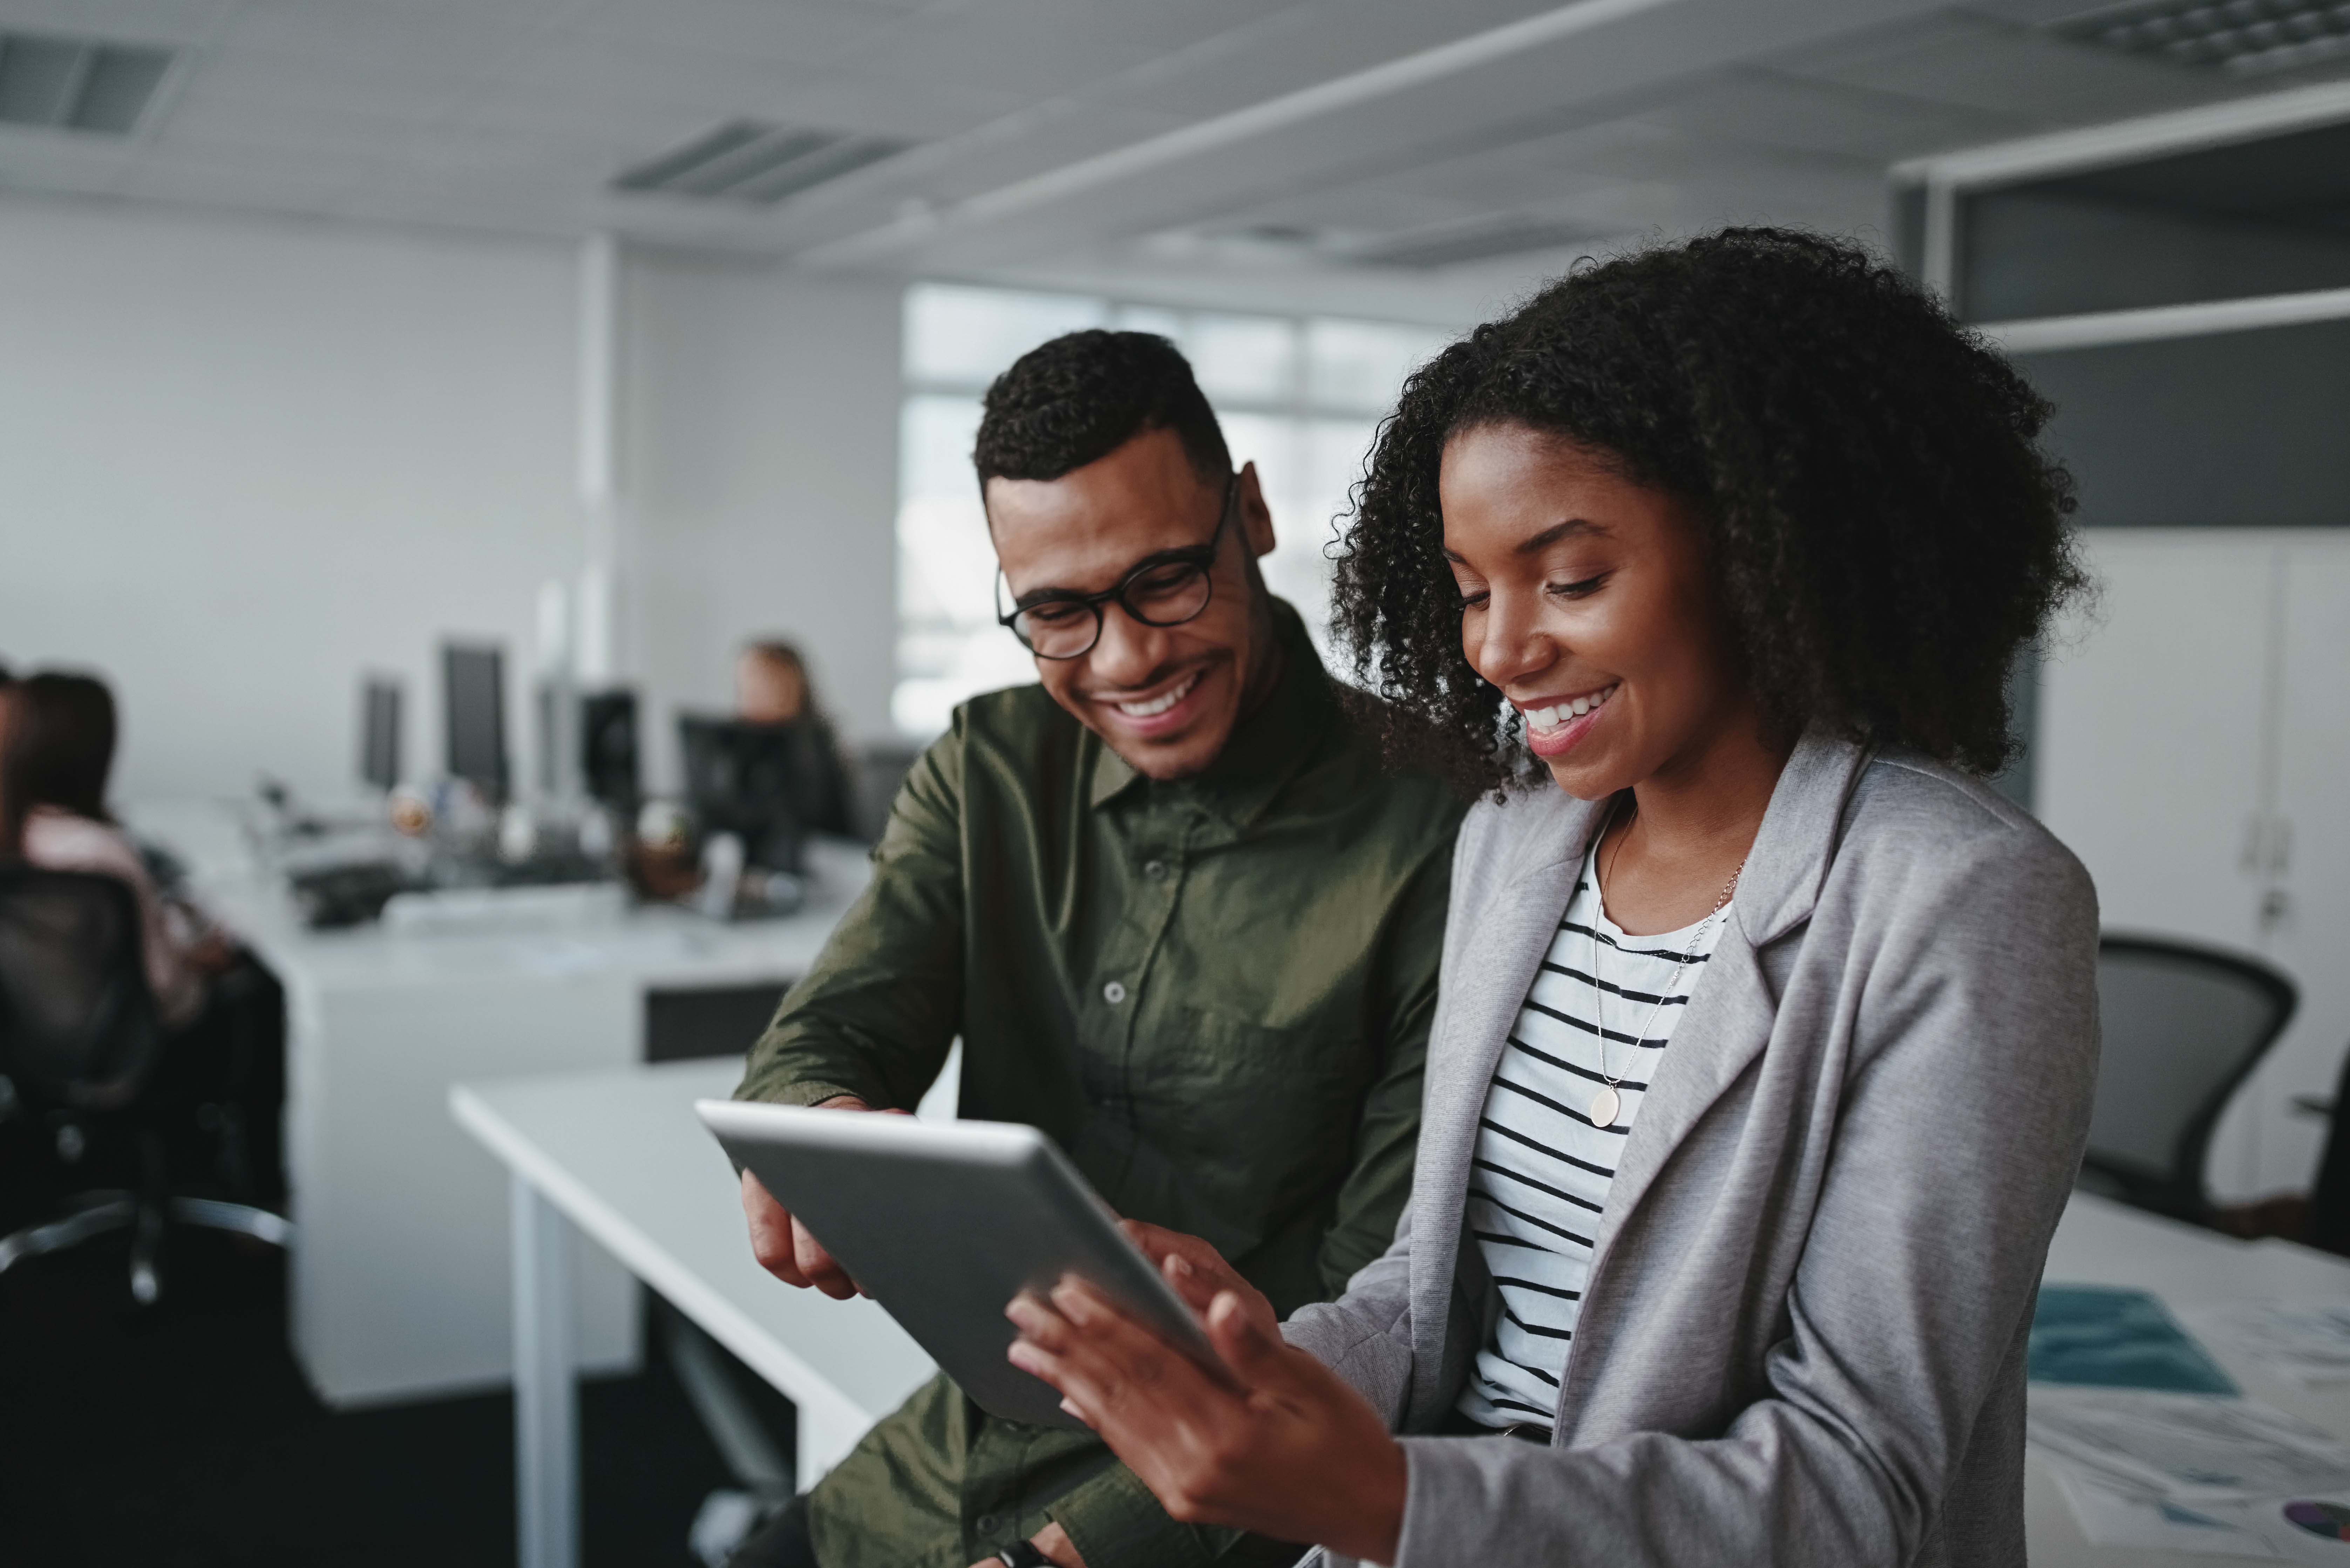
[1316,832,1455,1291]
[733,721,967,1113]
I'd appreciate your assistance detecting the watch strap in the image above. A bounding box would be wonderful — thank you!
[995,1541,1051,1568]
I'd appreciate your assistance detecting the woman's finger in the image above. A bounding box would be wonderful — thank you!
[1005,1289,1079,1352]
[1204,1290,1298,1386]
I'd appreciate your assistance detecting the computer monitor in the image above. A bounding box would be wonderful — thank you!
[678,716,815,874]
[581,689,640,810]
[360,676,403,792]
[442,643,509,803]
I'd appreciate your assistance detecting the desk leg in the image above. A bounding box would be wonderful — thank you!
[512,1177,578,1568]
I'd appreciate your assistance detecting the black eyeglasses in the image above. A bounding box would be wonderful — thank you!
[995,475,1238,661]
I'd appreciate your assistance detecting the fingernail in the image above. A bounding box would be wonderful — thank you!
[1170,1255,1193,1276]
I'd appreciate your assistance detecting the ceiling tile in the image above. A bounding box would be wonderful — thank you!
[1639,67,2037,162]
[1769,10,2236,124]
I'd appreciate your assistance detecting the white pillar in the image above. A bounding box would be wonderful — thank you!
[576,233,630,689]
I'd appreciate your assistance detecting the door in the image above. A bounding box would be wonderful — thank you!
[2259,539,2350,1197]
[2036,531,2280,1199]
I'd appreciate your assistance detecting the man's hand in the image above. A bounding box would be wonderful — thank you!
[738,1095,903,1300]
[963,1521,1087,1568]
[1118,1220,1279,1344]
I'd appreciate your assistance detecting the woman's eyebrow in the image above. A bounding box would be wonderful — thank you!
[1516,518,1608,555]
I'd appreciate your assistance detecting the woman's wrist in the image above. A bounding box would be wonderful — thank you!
[1322,1434,1409,1563]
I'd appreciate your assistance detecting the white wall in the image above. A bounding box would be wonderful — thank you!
[0,200,584,803]
[624,251,902,794]
[0,200,902,806]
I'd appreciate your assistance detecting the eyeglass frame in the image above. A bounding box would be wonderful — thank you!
[993,472,1242,661]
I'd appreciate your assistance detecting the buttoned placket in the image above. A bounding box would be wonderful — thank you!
[1090,800,1193,1156]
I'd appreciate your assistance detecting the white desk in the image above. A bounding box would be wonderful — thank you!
[2032,1192,2350,1566]
[129,798,870,1407]
[454,1058,944,1568]
[448,1067,2350,1568]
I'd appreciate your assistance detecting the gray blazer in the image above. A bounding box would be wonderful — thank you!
[1285,732,2100,1568]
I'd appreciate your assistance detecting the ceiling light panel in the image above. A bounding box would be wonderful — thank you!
[0,30,173,134]
[2052,0,2350,75]
[611,118,914,204]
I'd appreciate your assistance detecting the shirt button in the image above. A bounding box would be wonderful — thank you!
[976,1513,999,1534]
[1102,981,1128,1004]
[1143,859,1168,881]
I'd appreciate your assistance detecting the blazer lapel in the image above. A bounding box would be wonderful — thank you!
[1408,788,1603,1400]
[1583,729,1872,1270]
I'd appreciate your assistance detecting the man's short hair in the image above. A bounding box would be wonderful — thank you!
[973,329,1231,494]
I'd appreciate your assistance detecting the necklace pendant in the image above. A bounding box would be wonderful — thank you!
[1588,1085,1622,1129]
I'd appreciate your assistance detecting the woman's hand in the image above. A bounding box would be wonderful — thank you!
[1005,1275,1406,1563]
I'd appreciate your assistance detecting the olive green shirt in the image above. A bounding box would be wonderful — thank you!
[735,603,1461,1568]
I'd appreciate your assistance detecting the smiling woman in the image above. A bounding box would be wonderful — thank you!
[1005,229,2105,1568]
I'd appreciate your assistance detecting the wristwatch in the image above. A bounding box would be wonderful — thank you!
[994,1541,1051,1567]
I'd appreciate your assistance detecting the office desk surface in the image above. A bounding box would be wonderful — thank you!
[127,797,874,1406]
[454,1058,941,1487]
[2031,1192,2350,1566]
[459,1058,948,1568]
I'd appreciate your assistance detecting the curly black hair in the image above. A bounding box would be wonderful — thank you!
[973,329,1230,492]
[1331,227,2085,797]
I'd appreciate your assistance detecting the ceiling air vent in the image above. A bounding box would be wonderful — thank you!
[2051,0,2350,76]
[0,30,173,134]
[612,118,913,204]
[1351,214,1617,270]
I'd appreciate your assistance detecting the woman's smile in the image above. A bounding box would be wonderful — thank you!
[1515,682,1619,756]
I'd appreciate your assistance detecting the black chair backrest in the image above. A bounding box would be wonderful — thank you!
[2084,934,2297,1220]
[2307,1047,2350,1255]
[0,865,163,1111]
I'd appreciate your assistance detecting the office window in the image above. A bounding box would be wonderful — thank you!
[894,283,1450,736]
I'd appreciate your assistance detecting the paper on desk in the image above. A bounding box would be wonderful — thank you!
[2031,1284,2240,1394]
[2187,1303,2350,1388]
[2044,1459,2285,1558]
[2029,1388,2350,1502]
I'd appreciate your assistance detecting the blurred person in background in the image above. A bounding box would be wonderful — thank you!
[2,672,229,1028]
[0,670,285,1209]
[736,639,856,840]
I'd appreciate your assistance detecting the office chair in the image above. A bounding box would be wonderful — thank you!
[2079,933,2297,1225]
[851,740,924,843]
[0,866,291,1305]
[2303,1046,2350,1256]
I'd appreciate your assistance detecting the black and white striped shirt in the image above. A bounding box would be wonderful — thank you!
[1455,843,1730,1432]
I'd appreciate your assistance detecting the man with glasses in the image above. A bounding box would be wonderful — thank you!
[730,330,1461,1568]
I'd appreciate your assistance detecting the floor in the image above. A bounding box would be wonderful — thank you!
[0,1221,772,1568]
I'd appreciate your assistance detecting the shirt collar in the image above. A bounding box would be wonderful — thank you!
[1086,598,1336,825]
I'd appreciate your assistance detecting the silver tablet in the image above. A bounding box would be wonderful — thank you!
[696,1099,1224,1431]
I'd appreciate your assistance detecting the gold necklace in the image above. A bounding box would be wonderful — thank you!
[1587,807,1743,1130]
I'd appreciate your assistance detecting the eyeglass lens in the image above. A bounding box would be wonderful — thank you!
[1014,559,1214,658]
